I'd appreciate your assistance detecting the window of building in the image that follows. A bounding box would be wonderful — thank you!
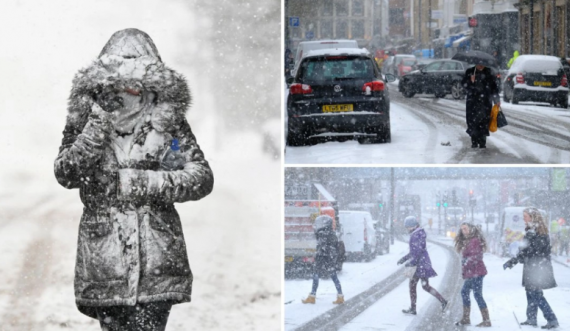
[389,8,404,26]
[352,0,364,16]
[352,20,365,39]
[321,20,333,38]
[336,20,348,38]
[335,1,348,16]
[322,0,333,16]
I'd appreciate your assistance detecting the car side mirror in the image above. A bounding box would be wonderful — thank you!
[286,77,294,86]
[384,74,396,82]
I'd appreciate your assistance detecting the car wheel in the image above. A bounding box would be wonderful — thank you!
[401,85,415,98]
[451,81,464,100]
[286,122,306,146]
[559,97,569,109]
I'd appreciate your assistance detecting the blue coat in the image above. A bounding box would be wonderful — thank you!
[398,227,438,278]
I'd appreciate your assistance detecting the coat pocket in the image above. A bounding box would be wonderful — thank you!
[144,209,191,277]
[78,213,127,281]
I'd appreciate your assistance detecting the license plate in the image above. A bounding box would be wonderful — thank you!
[285,256,293,263]
[323,104,354,113]
[533,81,552,87]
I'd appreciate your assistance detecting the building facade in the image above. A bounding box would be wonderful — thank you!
[516,0,570,58]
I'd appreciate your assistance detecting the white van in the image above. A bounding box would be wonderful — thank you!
[339,210,377,262]
[291,39,359,77]
[498,207,546,256]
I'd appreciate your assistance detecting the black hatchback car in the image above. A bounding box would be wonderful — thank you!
[286,48,396,146]
[399,59,501,99]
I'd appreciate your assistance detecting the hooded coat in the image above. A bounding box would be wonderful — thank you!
[398,227,437,279]
[461,237,487,279]
[507,50,520,69]
[313,226,339,277]
[461,66,500,138]
[54,29,214,318]
[511,230,557,290]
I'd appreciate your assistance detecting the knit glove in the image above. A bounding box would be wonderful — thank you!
[75,104,114,154]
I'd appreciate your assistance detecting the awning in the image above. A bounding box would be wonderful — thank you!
[445,34,464,48]
[453,35,471,48]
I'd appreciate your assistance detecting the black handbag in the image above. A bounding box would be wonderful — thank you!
[497,110,508,128]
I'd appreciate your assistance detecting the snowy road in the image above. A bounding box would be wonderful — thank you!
[284,232,570,330]
[285,82,570,164]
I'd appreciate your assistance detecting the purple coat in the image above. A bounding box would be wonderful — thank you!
[461,237,487,279]
[399,227,437,278]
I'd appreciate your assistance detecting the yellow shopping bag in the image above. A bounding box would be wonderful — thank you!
[489,104,499,132]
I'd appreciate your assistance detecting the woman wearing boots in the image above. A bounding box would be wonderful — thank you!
[503,208,559,329]
[454,222,491,327]
[302,215,344,305]
[397,216,448,315]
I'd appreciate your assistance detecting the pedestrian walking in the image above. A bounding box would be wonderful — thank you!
[461,62,501,148]
[302,215,344,305]
[454,222,491,327]
[507,50,520,69]
[54,28,214,330]
[397,216,448,315]
[503,208,559,329]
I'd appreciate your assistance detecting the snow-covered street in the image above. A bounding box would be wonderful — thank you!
[0,1,280,330]
[285,80,570,164]
[284,217,570,331]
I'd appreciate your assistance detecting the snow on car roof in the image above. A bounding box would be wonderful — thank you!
[297,39,356,45]
[303,48,370,58]
[509,55,563,74]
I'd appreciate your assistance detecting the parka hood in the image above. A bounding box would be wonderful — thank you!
[99,28,162,62]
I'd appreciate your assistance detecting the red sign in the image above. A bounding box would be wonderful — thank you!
[468,17,478,27]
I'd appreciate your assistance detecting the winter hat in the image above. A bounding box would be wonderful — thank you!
[404,216,419,228]
[314,215,333,231]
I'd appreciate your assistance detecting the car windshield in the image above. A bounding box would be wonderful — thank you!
[300,56,375,81]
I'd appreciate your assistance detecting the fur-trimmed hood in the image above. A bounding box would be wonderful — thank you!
[68,28,190,123]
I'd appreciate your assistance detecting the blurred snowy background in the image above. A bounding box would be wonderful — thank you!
[0,0,281,330]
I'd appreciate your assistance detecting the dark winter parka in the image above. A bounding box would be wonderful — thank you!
[510,230,557,290]
[461,66,500,137]
[398,227,437,279]
[54,29,214,318]
[314,226,339,277]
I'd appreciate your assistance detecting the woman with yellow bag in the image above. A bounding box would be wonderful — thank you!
[461,61,501,148]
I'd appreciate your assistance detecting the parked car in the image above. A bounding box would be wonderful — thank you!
[384,54,416,77]
[286,48,396,146]
[412,58,437,71]
[382,55,394,75]
[396,57,418,78]
[502,54,569,108]
[560,57,570,79]
[291,39,358,78]
[339,211,377,262]
[399,60,501,99]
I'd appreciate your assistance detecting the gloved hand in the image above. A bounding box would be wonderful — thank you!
[397,257,405,265]
[503,258,516,270]
[76,104,115,153]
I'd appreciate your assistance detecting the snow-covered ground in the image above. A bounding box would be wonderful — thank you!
[0,1,280,330]
[285,230,570,330]
[284,79,570,164]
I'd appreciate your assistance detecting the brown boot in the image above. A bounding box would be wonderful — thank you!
[476,307,491,327]
[455,306,471,326]
[302,294,315,304]
[332,294,344,304]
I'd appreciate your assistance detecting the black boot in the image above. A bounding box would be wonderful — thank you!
[479,136,487,148]
[471,136,478,148]
[402,307,417,315]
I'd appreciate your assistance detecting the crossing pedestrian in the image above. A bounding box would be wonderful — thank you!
[302,215,344,305]
[54,28,214,331]
[454,222,491,327]
[503,208,559,329]
[397,216,448,315]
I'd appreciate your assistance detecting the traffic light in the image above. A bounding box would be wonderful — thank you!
[436,202,441,207]
[378,201,384,209]
[443,202,448,208]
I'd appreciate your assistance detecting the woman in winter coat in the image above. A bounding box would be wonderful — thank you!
[54,29,214,330]
[503,208,559,329]
[302,215,344,305]
[461,62,500,148]
[397,216,447,315]
[454,222,491,327]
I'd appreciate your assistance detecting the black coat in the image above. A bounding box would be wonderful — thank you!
[314,227,339,277]
[461,66,500,137]
[512,230,557,290]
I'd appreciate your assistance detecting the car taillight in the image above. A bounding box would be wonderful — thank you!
[290,83,313,95]
[362,81,385,93]
[515,73,524,84]
[562,74,568,87]
[302,257,315,263]
[364,227,368,242]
